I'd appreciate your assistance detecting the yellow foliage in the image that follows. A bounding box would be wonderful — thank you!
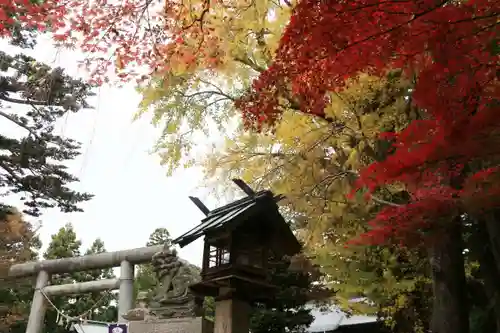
[0,208,38,330]
[136,0,295,172]
[202,73,424,314]
[155,0,294,78]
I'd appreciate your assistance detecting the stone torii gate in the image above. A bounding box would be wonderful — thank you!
[8,245,165,333]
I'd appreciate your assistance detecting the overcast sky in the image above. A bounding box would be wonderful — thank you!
[0,35,231,268]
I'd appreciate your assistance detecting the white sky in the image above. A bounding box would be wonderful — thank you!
[0,35,231,268]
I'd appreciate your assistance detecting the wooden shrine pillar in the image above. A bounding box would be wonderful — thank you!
[214,288,251,333]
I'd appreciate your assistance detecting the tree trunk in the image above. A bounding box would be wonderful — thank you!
[484,211,500,274]
[428,217,469,333]
[479,215,500,332]
[474,240,500,331]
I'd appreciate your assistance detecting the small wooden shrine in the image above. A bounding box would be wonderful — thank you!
[172,179,301,303]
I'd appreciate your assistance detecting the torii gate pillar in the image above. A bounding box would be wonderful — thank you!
[26,270,50,333]
[118,260,135,322]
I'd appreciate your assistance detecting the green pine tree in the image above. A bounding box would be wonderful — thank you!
[0,13,94,218]
[248,256,323,333]
[146,228,171,247]
[43,224,116,333]
[43,223,82,333]
[76,239,117,323]
[0,19,96,330]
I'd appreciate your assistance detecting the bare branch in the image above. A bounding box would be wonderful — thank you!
[0,94,49,106]
[345,170,402,207]
[0,110,39,138]
[233,56,266,73]
[182,90,234,101]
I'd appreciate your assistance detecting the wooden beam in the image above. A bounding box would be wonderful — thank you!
[231,179,255,196]
[189,196,210,215]
[273,194,286,203]
[9,245,164,278]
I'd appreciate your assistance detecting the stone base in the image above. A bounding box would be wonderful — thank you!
[128,317,213,333]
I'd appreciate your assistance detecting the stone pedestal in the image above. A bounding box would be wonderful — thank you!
[128,317,213,333]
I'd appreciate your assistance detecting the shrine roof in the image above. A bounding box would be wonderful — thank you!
[172,190,275,247]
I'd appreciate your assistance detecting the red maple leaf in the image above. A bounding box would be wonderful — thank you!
[236,0,500,244]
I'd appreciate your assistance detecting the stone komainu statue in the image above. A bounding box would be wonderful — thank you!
[124,243,202,321]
